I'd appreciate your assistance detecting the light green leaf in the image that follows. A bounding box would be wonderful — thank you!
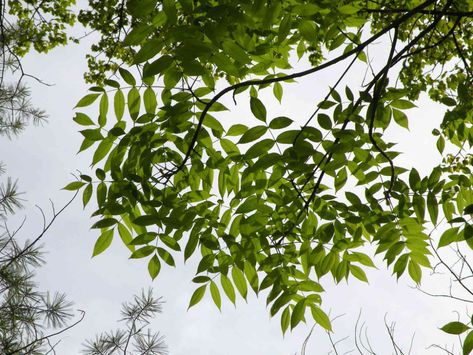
[238,126,267,144]
[74,113,95,126]
[130,245,156,259]
[408,260,422,284]
[188,285,207,309]
[227,124,248,136]
[118,223,134,251]
[210,281,221,310]
[349,264,368,282]
[92,229,114,257]
[273,82,283,103]
[119,68,136,86]
[114,89,125,120]
[231,267,248,299]
[148,254,161,280]
[82,183,92,207]
[281,306,291,335]
[75,93,100,108]
[157,247,175,266]
[310,305,332,331]
[62,181,85,191]
[220,274,236,305]
[144,87,157,114]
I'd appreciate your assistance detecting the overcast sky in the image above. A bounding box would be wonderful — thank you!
[0,23,465,355]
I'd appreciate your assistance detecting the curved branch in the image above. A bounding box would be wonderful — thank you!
[168,0,438,177]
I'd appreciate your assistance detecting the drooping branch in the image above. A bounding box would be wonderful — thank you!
[168,0,438,178]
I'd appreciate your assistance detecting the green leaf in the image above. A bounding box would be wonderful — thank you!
[317,113,332,130]
[310,305,332,331]
[82,183,92,207]
[269,116,292,129]
[184,234,199,261]
[80,128,103,141]
[436,136,445,154]
[349,264,368,282]
[427,192,438,225]
[157,247,175,266]
[99,93,109,120]
[227,124,248,136]
[62,181,85,191]
[143,55,174,78]
[128,87,141,119]
[464,204,473,215]
[334,167,347,192]
[391,99,416,109]
[91,218,118,229]
[119,68,136,86]
[92,139,113,165]
[281,306,291,335]
[220,138,240,156]
[298,20,316,41]
[114,89,125,120]
[438,227,460,248]
[144,87,157,114]
[273,82,283,103]
[463,331,473,355]
[148,254,161,280]
[74,113,95,126]
[160,235,181,251]
[130,245,156,259]
[250,97,267,122]
[235,196,258,214]
[118,223,134,251]
[231,267,248,299]
[163,0,177,24]
[210,281,221,310]
[220,274,236,305]
[238,126,267,144]
[92,229,114,257]
[407,260,422,284]
[129,232,158,245]
[441,321,470,335]
[133,215,158,226]
[244,261,259,294]
[392,108,409,129]
[188,284,207,309]
[409,168,421,191]
[291,299,306,329]
[222,41,250,64]
[244,139,274,159]
[75,93,100,108]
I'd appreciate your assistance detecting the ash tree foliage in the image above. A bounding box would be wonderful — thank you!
[69,0,473,349]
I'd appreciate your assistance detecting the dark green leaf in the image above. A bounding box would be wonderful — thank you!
[250,97,267,122]
[91,218,118,229]
[269,116,293,129]
[441,321,470,335]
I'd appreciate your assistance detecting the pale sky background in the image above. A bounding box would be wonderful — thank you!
[0,18,467,355]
